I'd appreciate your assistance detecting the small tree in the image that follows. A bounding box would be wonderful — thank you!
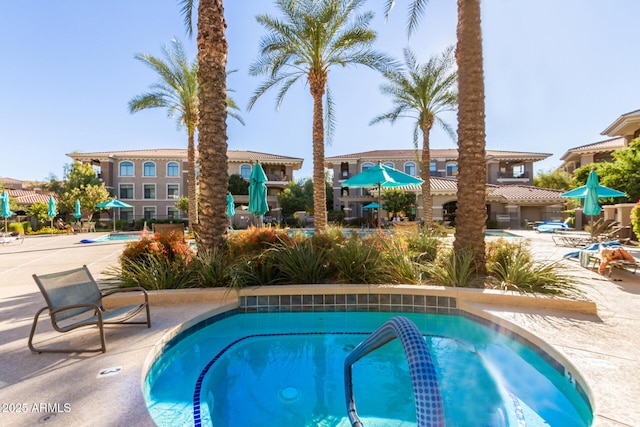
[28,201,50,227]
[59,161,109,220]
[228,174,249,195]
[534,169,575,190]
[382,188,416,219]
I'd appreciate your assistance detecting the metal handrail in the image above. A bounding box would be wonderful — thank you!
[344,316,445,427]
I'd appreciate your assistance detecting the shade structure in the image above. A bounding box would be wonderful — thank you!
[560,170,626,236]
[342,162,423,227]
[96,199,133,231]
[248,163,269,226]
[362,202,384,209]
[73,199,82,219]
[1,190,13,233]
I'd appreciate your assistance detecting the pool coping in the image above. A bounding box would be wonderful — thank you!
[138,285,597,425]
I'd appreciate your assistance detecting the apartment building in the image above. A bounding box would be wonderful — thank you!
[325,148,563,227]
[68,149,303,223]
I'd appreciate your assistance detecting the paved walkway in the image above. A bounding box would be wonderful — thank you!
[0,231,638,426]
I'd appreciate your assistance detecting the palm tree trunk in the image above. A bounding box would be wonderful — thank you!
[310,80,327,231]
[454,0,487,274]
[196,0,229,251]
[421,119,433,226]
[187,129,197,233]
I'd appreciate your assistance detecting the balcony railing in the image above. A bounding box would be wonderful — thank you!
[498,172,529,179]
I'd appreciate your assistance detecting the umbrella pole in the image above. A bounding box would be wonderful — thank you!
[377,184,382,228]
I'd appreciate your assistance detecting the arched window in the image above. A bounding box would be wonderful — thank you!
[143,162,156,177]
[240,164,251,179]
[404,162,416,176]
[119,161,134,177]
[446,162,458,176]
[383,162,394,169]
[362,162,374,172]
[167,162,179,177]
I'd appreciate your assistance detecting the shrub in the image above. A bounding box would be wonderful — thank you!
[631,201,640,241]
[119,254,197,290]
[226,226,291,259]
[426,247,478,287]
[8,222,24,234]
[121,231,192,266]
[328,233,388,284]
[192,248,230,288]
[271,238,331,284]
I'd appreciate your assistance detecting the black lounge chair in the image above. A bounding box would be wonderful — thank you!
[29,265,150,353]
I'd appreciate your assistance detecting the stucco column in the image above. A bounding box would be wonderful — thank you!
[602,205,616,222]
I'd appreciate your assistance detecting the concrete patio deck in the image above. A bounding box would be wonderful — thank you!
[0,231,638,426]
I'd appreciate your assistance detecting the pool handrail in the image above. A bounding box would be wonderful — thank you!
[344,316,445,427]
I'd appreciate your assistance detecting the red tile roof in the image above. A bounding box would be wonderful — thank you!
[325,148,550,164]
[559,137,626,160]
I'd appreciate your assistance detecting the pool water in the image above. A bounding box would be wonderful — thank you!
[145,312,591,426]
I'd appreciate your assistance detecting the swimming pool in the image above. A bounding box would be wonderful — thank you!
[144,311,592,426]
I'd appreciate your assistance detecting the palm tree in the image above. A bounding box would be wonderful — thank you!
[129,39,199,233]
[370,46,457,226]
[179,0,230,251]
[384,0,487,273]
[248,0,394,231]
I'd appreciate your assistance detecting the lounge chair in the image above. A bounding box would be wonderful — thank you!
[0,232,24,245]
[29,265,150,353]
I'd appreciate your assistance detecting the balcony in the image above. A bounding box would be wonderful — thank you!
[496,171,530,183]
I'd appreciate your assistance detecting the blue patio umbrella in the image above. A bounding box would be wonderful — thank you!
[342,162,423,227]
[48,195,57,233]
[73,199,82,219]
[1,190,13,233]
[248,163,268,226]
[561,170,626,236]
[96,199,133,231]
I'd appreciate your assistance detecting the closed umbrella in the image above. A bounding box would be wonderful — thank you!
[248,163,269,227]
[226,192,235,229]
[342,162,423,227]
[1,190,13,233]
[96,199,133,231]
[73,199,82,219]
[48,195,57,234]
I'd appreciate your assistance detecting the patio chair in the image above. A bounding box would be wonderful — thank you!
[29,265,150,353]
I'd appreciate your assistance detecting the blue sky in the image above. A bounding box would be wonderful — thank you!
[1,1,638,182]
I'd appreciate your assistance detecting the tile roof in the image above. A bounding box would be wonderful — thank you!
[488,185,564,203]
[559,137,626,160]
[68,149,304,167]
[325,148,550,164]
[8,190,56,205]
[227,150,304,165]
[601,108,640,136]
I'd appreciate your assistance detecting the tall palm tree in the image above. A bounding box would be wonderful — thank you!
[128,39,199,233]
[370,46,457,226]
[385,0,487,272]
[179,0,230,251]
[248,0,394,231]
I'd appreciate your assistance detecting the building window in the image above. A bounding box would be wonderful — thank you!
[143,184,156,199]
[120,208,133,221]
[143,162,156,177]
[430,161,437,176]
[362,162,374,172]
[446,162,458,176]
[404,162,416,176]
[167,184,179,199]
[119,161,134,177]
[167,162,179,177]
[143,207,156,220]
[167,207,180,220]
[383,162,394,169]
[119,184,134,199]
[240,164,251,179]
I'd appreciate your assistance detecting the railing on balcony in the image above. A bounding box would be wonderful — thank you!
[265,173,288,182]
[497,172,529,179]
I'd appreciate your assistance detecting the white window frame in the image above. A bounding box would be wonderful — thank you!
[119,161,134,177]
[240,164,251,179]
[143,161,156,177]
[446,162,458,176]
[167,161,180,177]
[404,162,416,176]
[361,162,374,172]
[119,183,135,200]
[167,183,180,200]
[143,183,156,199]
[167,206,180,220]
[143,206,157,220]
